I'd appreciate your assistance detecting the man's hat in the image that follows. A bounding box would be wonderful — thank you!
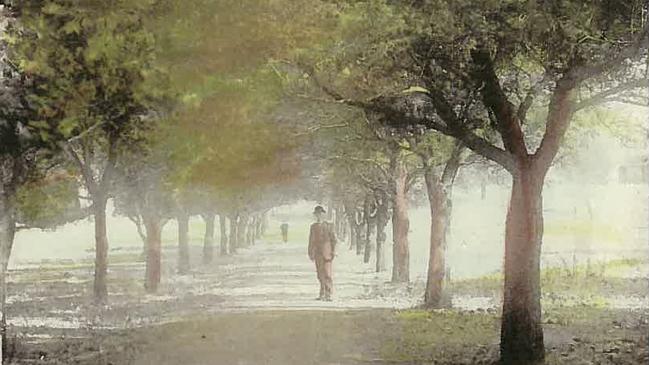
[313,205,326,214]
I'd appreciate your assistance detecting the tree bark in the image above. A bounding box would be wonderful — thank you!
[375,190,389,273]
[229,214,238,254]
[0,195,16,360]
[144,217,162,293]
[202,212,216,264]
[177,213,190,274]
[92,197,109,303]
[219,215,228,255]
[423,145,463,308]
[391,158,410,283]
[500,164,545,364]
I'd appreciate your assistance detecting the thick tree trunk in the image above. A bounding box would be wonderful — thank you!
[500,165,545,364]
[423,174,451,307]
[391,160,410,283]
[375,191,389,273]
[93,198,109,303]
[177,213,190,274]
[229,215,238,254]
[144,217,162,293]
[424,145,463,308]
[0,197,16,360]
[202,213,216,264]
[219,215,228,255]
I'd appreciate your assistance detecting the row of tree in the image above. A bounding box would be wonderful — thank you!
[0,1,647,364]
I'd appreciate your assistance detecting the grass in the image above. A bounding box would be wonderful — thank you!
[544,218,626,243]
[449,258,648,304]
[381,310,499,363]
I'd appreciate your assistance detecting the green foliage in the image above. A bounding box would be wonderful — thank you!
[9,0,165,148]
[15,170,83,229]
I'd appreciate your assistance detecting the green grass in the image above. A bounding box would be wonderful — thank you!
[450,258,648,302]
[544,219,626,243]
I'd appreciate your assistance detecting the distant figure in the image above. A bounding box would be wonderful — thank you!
[308,205,337,301]
[280,223,289,243]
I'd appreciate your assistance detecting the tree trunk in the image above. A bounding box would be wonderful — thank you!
[424,177,450,308]
[260,211,268,235]
[500,165,545,364]
[202,213,216,264]
[348,218,356,250]
[391,159,410,283]
[326,198,334,221]
[144,217,162,293]
[247,216,255,246]
[363,224,373,263]
[219,215,228,255]
[0,196,16,360]
[237,214,248,248]
[229,214,238,253]
[424,145,463,308]
[344,202,356,250]
[254,214,262,239]
[334,206,342,239]
[362,197,374,263]
[354,210,364,256]
[375,191,389,273]
[93,197,109,303]
[177,213,190,274]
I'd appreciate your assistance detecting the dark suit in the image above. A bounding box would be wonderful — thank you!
[308,222,337,299]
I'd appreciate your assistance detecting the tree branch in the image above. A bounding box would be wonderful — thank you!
[470,48,528,157]
[572,79,648,112]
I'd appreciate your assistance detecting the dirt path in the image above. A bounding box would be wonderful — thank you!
[6,239,421,344]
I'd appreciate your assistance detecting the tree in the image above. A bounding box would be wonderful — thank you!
[298,1,648,362]
[0,5,85,356]
[410,134,465,308]
[113,139,175,292]
[11,1,165,303]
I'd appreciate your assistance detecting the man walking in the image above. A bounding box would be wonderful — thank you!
[308,205,337,301]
